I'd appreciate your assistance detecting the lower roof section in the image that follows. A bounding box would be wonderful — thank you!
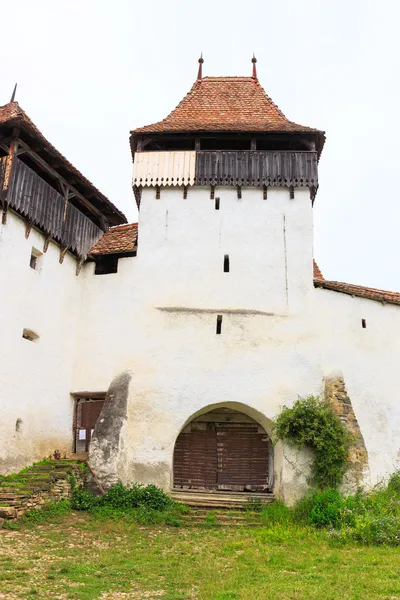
[314,279,400,307]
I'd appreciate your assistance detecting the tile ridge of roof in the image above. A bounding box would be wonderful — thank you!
[201,76,255,80]
[109,222,138,230]
[314,277,400,304]
[317,278,400,295]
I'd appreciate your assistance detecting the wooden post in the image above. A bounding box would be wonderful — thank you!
[2,128,20,224]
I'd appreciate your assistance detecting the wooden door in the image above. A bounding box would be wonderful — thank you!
[173,423,218,489]
[216,423,269,491]
[173,419,270,491]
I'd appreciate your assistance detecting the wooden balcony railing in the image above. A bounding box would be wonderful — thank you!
[132,150,318,190]
[195,150,318,187]
[0,157,103,259]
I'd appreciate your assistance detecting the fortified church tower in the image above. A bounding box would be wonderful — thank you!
[90,57,326,503]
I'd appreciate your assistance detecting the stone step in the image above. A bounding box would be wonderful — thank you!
[171,490,274,509]
[17,476,55,483]
[0,487,32,494]
[0,506,17,519]
[0,493,31,500]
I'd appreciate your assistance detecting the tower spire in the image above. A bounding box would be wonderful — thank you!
[197,54,204,80]
[10,83,17,103]
[251,54,257,79]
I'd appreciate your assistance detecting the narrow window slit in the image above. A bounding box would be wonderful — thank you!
[30,254,37,270]
[215,197,220,210]
[362,319,367,329]
[216,315,222,335]
[224,255,230,273]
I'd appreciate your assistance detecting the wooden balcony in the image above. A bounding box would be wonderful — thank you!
[0,156,103,260]
[132,150,318,190]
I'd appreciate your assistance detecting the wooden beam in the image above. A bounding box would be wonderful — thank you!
[59,245,69,264]
[43,233,52,253]
[76,257,85,276]
[17,139,107,230]
[25,220,33,239]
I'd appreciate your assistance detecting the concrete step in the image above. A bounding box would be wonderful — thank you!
[171,490,274,509]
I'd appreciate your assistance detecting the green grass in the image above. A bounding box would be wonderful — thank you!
[1,511,400,599]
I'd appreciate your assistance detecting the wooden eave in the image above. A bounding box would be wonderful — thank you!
[130,130,325,161]
[0,116,126,227]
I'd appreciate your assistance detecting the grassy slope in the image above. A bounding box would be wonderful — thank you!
[1,513,400,600]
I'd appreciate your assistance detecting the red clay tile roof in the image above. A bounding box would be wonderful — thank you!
[313,260,324,279]
[0,102,126,225]
[314,279,400,307]
[89,223,138,255]
[132,77,324,137]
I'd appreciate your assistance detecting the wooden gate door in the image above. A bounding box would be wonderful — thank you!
[173,423,218,489]
[216,423,269,491]
[173,420,270,491]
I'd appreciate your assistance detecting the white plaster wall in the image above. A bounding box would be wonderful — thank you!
[78,185,400,500]
[78,186,321,501]
[314,288,400,485]
[0,211,82,473]
[3,181,395,497]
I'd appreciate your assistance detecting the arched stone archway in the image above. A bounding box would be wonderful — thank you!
[173,403,274,493]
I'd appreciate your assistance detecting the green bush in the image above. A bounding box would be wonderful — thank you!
[96,482,172,511]
[71,482,172,517]
[331,515,400,546]
[307,489,345,528]
[71,488,97,511]
[388,470,400,494]
[275,396,351,488]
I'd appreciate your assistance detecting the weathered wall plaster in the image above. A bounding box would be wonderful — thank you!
[2,183,400,505]
[0,211,81,473]
[74,186,400,501]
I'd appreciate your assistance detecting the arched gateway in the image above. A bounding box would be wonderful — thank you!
[173,408,273,492]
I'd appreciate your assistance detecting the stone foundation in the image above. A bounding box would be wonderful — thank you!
[324,375,369,489]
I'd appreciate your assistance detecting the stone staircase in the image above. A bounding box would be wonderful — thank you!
[178,507,266,527]
[170,489,275,510]
[0,460,85,526]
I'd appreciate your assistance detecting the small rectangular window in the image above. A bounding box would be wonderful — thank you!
[216,315,222,334]
[362,319,366,329]
[94,254,119,275]
[30,248,42,271]
[30,254,37,270]
[224,255,230,273]
[215,197,220,210]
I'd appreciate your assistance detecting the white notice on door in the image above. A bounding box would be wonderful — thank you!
[78,429,86,440]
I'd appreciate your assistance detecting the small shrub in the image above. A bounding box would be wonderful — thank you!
[275,395,351,488]
[71,488,97,511]
[307,489,345,528]
[96,482,172,511]
[332,515,400,546]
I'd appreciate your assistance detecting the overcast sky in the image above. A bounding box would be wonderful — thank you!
[2,0,399,290]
